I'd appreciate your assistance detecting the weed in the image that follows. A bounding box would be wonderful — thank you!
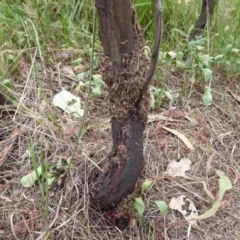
[133,179,167,226]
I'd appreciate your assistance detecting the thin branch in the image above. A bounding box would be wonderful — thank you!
[136,0,162,106]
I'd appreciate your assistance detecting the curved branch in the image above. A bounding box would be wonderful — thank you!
[136,0,162,106]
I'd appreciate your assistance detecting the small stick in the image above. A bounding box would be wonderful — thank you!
[136,0,162,106]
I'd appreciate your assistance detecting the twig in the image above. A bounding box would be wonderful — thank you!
[136,0,162,106]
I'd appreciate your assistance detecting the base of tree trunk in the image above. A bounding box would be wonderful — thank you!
[93,113,144,210]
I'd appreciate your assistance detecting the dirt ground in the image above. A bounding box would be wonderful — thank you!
[0,57,240,239]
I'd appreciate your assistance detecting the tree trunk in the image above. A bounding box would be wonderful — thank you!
[93,0,161,211]
[189,0,217,40]
[93,0,216,211]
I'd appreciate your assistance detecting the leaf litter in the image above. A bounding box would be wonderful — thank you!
[0,56,240,239]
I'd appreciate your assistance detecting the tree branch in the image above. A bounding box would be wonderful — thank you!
[136,0,162,106]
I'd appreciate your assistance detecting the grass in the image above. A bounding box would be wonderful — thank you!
[1,0,240,239]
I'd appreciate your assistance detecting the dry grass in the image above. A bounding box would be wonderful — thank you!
[1,51,240,240]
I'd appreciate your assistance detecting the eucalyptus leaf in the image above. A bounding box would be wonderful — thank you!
[152,201,168,215]
[214,54,223,61]
[223,44,233,54]
[133,197,145,226]
[92,74,103,87]
[202,68,212,82]
[176,60,186,69]
[20,166,43,187]
[231,48,239,54]
[141,179,152,192]
[164,91,173,104]
[72,58,82,66]
[47,177,57,186]
[202,86,213,106]
[198,54,213,67]
[150,92,156,109]
[196,170,232,220]
[92,87,101,98]
[57,158,62,168]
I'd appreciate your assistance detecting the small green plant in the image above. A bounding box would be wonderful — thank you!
[21,143,52,238]
[156,37,240,107]
[20,157,71,188]
[84,74,103,98]
[20,145,74,239]
[150,85,173,109]
[133,179,168,226]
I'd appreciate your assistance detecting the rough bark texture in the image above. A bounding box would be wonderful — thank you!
[189,0,217,40]
[93,0,217,211]
[94,0,151,210]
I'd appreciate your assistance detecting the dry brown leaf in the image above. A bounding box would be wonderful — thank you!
[184,115,198,126]
[169,195,198,227]
[163,110,184,119]
[202,181,215,200]
[231,167,239,184]
[61,66,76,77]
[206,151,217,174]
[0,195,13,202]
[220,194,233,210]
[226,87,240,102]
[73,64,87,73]
[199,145,213,152]
[164,158,192,178]
[188,75,196,84]
[162,126,194,151]
[148,114,183,123]
[155,174,164,181]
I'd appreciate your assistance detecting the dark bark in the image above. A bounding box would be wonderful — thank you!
[95,0,134,71]
[94,115,144,210]
[93,0,162,211]
[189,0,217,40]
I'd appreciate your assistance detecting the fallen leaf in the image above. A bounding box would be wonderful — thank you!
[202,86,213,106]
[20,166,43,187]
[151,138,167,152]
[152,200,168,215]
[52,90,84,118]
[231,167,239,184]
[155,174,164,181]
[206,151,217,174]
[141,179,152,192]
[226,87,240,102]
[169,195,198,227]
[220,194,233,210]
[188,75,195,84]
[164,158,192,178]
[184,115,198,126]
[61,66,75,77]
[162,126,194,151]
[0,195,13,202]
[163,110,184,119]
[148,114,183,123]
[73,64,86,73]
[133,197,145,226]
